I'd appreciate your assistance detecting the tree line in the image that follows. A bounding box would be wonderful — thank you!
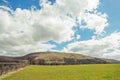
[28,57,108,65]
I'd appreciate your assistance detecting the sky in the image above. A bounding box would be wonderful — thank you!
[0,0,120,60]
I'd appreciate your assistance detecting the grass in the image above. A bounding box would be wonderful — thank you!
[2,64,120,80]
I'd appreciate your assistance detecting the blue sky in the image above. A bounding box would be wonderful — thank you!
[0,0,120,60]
[99,0,120,33]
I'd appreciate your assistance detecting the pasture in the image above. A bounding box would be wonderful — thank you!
[2,64,120,80]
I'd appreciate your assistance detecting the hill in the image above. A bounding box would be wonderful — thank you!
[0,52,120,65]
[21,52,120,65]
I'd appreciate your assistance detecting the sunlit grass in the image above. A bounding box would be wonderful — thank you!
[2,64,120,80]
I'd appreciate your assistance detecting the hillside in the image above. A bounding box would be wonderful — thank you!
[21,52,120,65]
[23,52,94,60]
[0,56,18,62]
[0,52,120,65]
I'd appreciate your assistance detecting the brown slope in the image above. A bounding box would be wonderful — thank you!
[1,52,120,64]
[22,52,113,64]
[0,56,15,62]
[101,58,120,63]
[24,52,94,60]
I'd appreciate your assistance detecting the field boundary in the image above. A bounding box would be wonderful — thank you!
[0,66,27,80]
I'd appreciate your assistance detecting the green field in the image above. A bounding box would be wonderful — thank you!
[2,64,120,80]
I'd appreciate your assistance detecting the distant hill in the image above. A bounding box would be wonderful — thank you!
[0,52,120,65]
[0,56,16,62]
[21,52,120,65]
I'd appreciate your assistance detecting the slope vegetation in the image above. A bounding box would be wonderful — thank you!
[22,52,120,65]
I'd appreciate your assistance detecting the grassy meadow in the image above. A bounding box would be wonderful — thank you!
[2,64,120,80]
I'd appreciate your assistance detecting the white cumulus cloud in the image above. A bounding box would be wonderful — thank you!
[0,0,109,56]
[64,32,120,60]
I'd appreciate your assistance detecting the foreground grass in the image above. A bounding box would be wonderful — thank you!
[2,64,120,80]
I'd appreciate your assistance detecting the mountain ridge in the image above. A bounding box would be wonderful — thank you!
[0,52,120,64]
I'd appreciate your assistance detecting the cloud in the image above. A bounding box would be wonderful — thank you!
[79,12,109,34]
[0,0,109,56]
[55,0,99,16]
[64,32,120,60]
